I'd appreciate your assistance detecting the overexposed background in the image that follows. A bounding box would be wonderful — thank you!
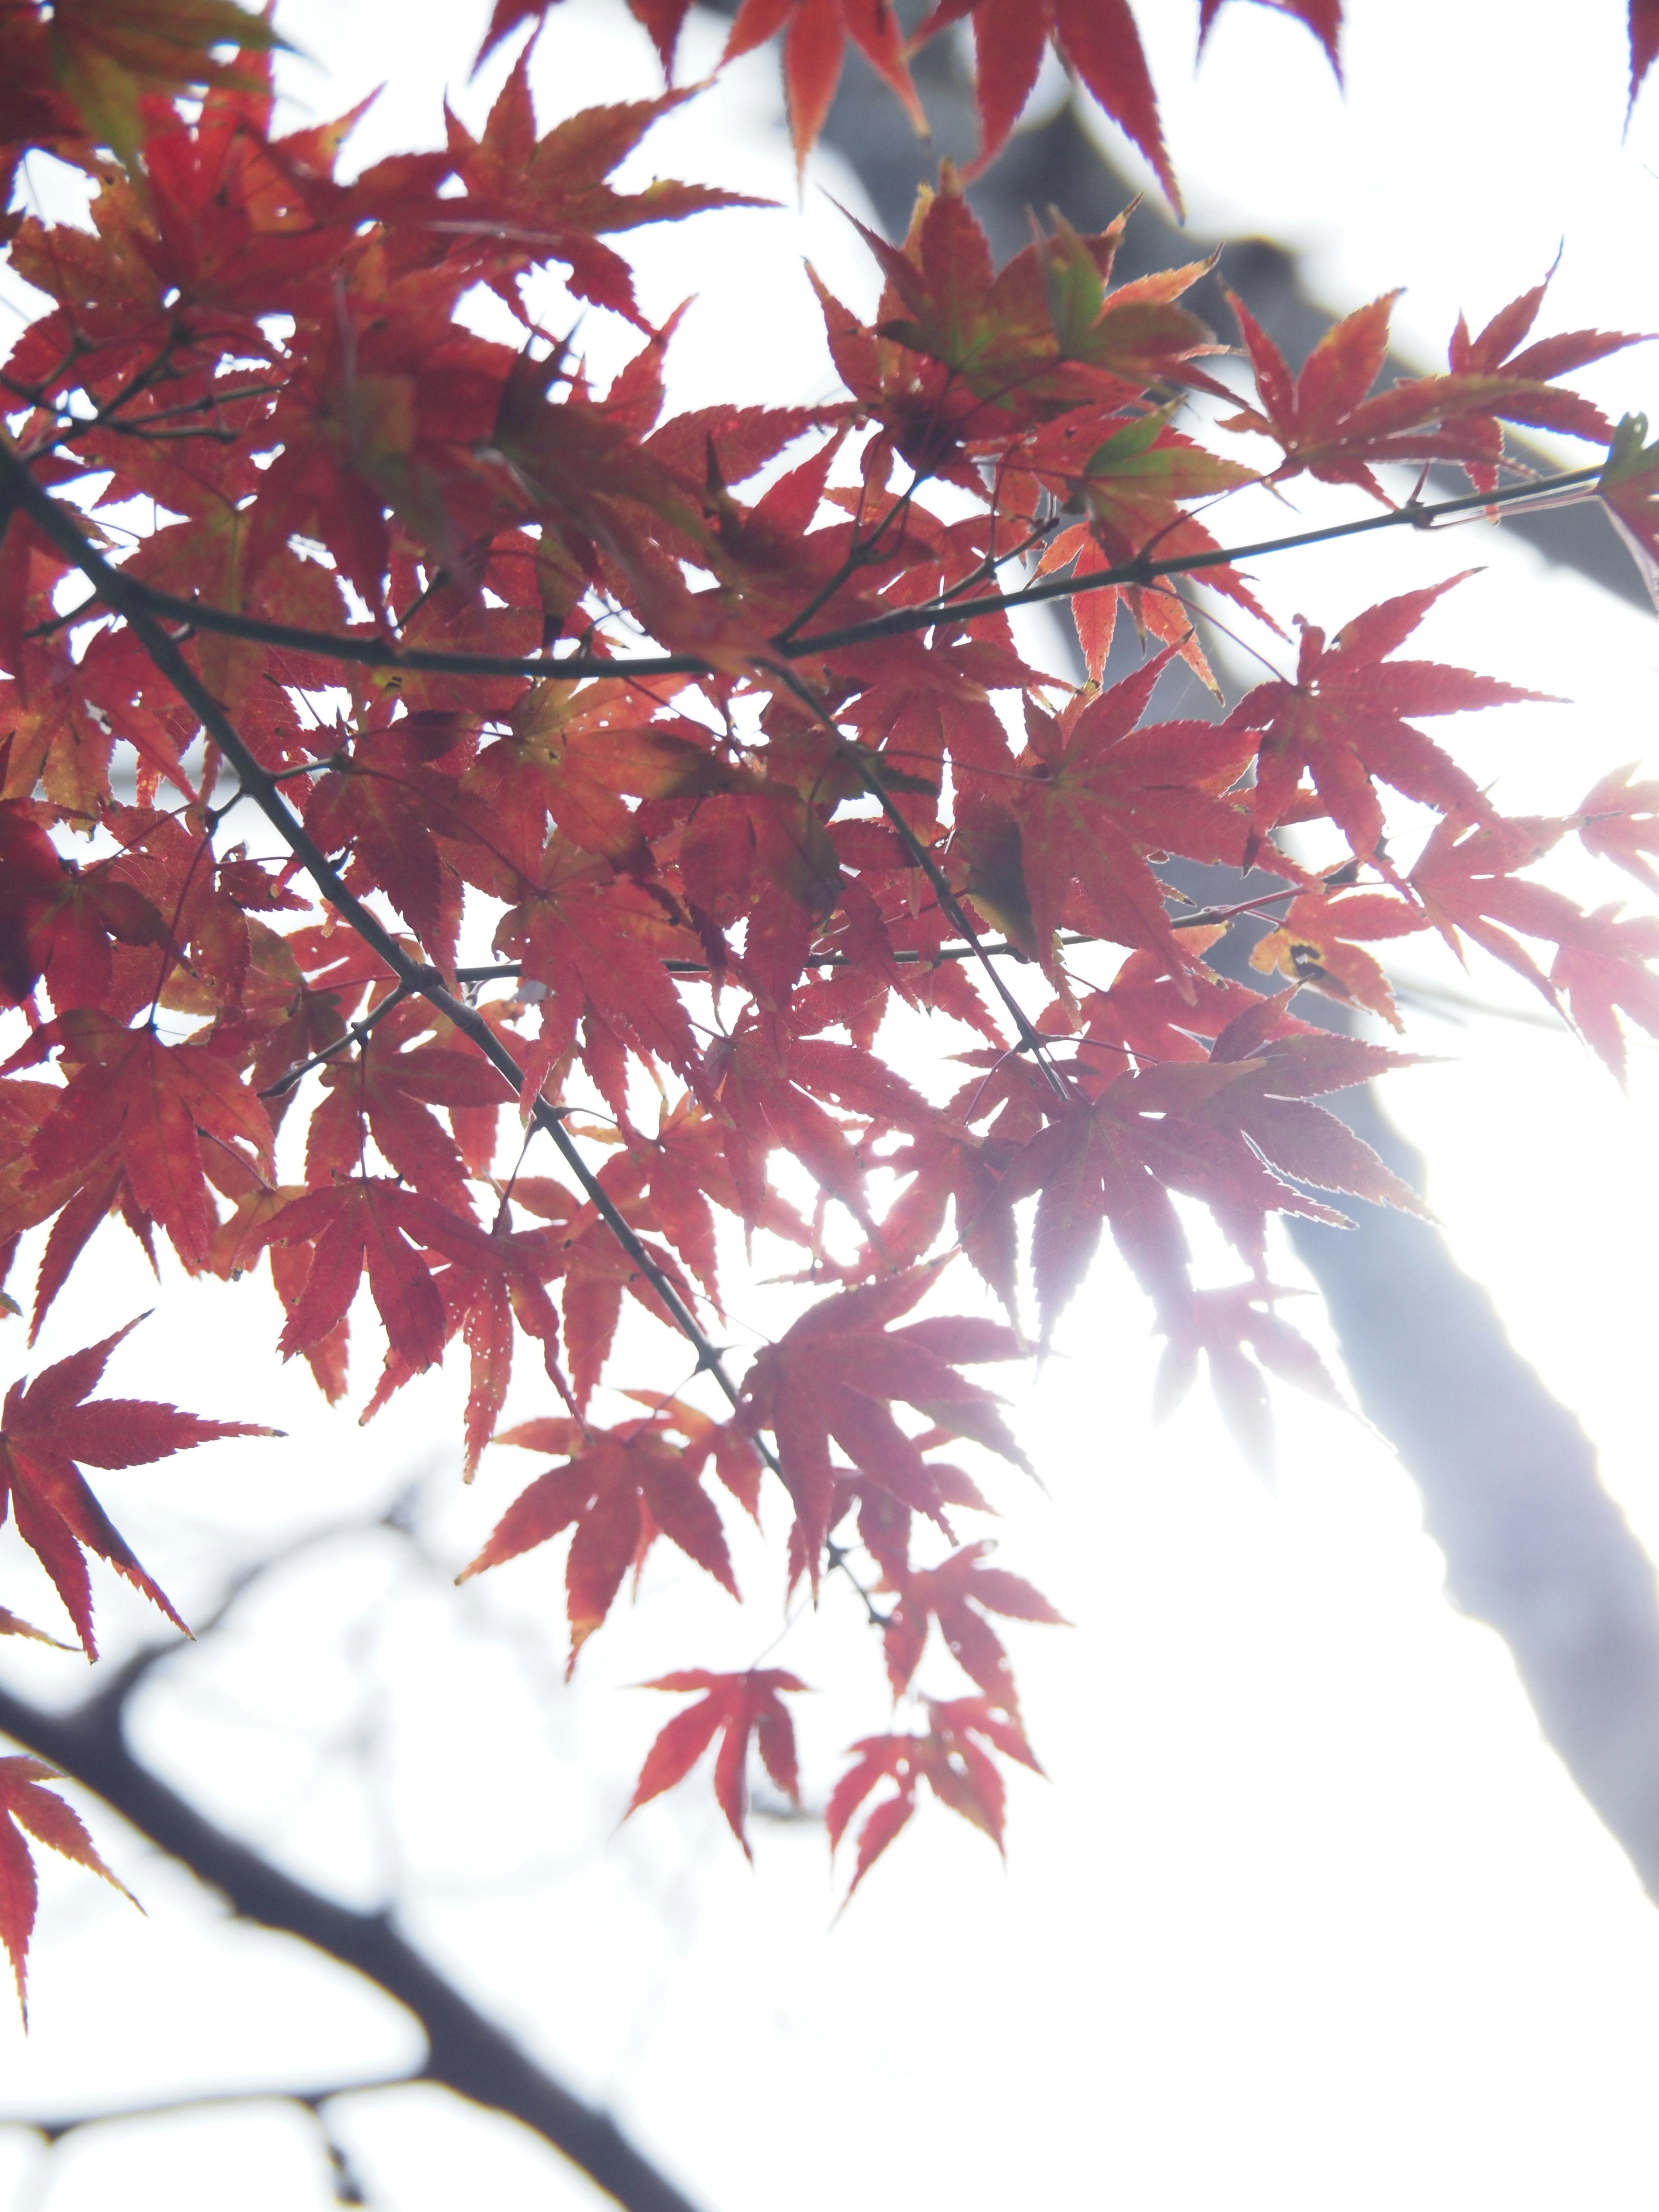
[3,3,1659,2207]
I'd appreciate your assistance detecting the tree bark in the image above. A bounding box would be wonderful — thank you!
[1290,1089,1659,1903]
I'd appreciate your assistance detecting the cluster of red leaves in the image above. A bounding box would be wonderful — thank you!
[0,0,1654,1951]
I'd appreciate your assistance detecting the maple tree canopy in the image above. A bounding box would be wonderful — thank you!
[0,0,1656,2009]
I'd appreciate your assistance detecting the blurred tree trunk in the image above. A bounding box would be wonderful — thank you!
[808,22,1659,1899]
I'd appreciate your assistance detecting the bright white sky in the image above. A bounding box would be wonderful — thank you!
[5,3,1659,2209]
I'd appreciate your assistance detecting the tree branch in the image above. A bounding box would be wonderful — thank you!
[0,1676,707,2212]
[35,464,1608,687]
[0,438,758,1427]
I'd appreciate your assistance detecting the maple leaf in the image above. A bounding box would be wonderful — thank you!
[1022,405,1266,683]
[304,1002,513,1220]
[0,1756,136,2022]
[827,1695,1041,1900]
[1220,287,1628,500]
[1249,884,1427,1028]
[1575,763,1659,896]
[1599,413,1659,609]
[0,1319,277,1656]
[5,1011,273,1272]
[1550,906,1659,1087]
[443,68,765,329]
[998,643,1258,980]
[0,0,285,171]
[1444,272,1637,491]
[1153,1281,1347,1476]
[459,1412,737,1668]
[355,1203,573,1477]
[248,1179,487,1378]
[1407,812,1584,1011]
[703,1020,936,1241]
[912,0,1177,209]
[992,998,1427,1346]
[740,1264,1030,1574]
[721,0,924,178]
[841,184,1229,463]
[880,1540,1065,1709]
[1221,576,1549,874]
[626,1668,807,1859]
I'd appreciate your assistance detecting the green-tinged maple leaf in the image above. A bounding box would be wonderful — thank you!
[0,1756,137,2023]
[0,1319,276,1656]
[827,1695,1041,1900]
[626,1668,807,1859]
[460,1410,737,1669]
[848,183,1227,431]
[0,0,285,170]
[739,1263,1030,1573]
[1221,576,1551,873]
[1021,405,1266,683]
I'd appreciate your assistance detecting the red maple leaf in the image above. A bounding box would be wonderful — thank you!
[1221,286,1629,500]
[739,1264,1030,1573]
[880,1539,1065,1708]
[912,0,1176,207]
[626,1668,808,1859]
[1407,812,1584,1010]
[1249,884,1428,1028]
[1445,270,1637,491]
[5,1011,274,1272]
[0,1756,136,2022]
[827,1695,1041,1900]
[1221,576,1548,873]
[248,1179,487,1377]
[460,1411,738,1669]
[0,1319,276,1656]
[1002,643,1258,979]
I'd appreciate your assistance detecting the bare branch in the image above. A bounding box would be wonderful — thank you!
[0,1675,706,2212]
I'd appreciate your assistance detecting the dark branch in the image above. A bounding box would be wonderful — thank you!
[35,465,1611,688]
[0,1676,706,2212]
